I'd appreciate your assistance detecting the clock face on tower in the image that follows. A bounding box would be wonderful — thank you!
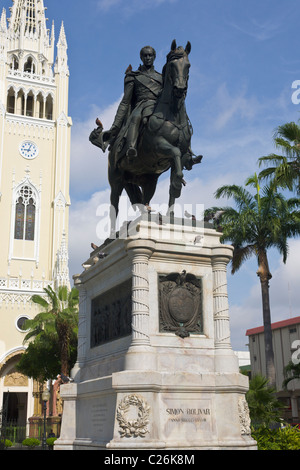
[19,141,39,160]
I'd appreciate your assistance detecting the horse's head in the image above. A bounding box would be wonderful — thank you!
[164,40,191,100]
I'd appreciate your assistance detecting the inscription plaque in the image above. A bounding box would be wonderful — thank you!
[91,403,108,436]
[164,398,213,438]
[90,279,132,347]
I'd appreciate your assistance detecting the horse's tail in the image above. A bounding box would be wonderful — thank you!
[124,182,143,206]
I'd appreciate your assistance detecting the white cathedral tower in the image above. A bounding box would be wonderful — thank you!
[0,0,71,425]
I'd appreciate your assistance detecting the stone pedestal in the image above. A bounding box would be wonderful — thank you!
[55,215,256,450]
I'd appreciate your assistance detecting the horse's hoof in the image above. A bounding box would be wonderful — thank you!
[193,155,203,164]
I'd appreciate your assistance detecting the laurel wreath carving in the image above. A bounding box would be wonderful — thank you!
[116,394,150,438]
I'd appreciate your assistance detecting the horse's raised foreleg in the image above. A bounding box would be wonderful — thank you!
[156,138,183,189]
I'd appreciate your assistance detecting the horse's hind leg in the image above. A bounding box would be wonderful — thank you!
[141,174,159,209]
[168,165,185,216]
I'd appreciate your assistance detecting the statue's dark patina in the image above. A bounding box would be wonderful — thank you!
[90,40,202,235]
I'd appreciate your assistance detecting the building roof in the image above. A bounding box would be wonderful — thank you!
[246,316,300,336]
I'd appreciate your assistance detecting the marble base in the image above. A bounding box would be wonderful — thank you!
[55,216,257,450]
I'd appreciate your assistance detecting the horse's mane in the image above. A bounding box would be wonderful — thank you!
[166,46,187,63]
[162,46,188,81]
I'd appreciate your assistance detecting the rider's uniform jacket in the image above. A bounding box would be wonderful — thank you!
[112,65,163,130]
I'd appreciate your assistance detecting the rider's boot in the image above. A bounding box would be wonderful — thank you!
[126,124,139,159]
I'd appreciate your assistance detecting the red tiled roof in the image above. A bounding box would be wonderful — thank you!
[246,316,300,336]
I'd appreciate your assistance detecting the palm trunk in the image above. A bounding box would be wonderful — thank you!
[58,322,70,376]
[257,249,276,387]
[60,344,69,377]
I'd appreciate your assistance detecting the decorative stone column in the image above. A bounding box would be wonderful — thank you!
[212,246,239,373]
[71,276,87,381]
[125,238,156,370]
[211,247,233,350]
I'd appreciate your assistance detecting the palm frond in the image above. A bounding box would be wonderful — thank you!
[275,121,300,144]
[31,294,49,309]
[43,285,59,311]
[214,184,254,211]
[231,244,257,274]
[58,285,68,302]
[258,154,287,167]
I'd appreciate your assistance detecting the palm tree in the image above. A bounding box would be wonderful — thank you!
[282,361,300,389]
[24,285,79,376]
[258,120,300,194]
[205,174,300,386]
[246,374,285,428]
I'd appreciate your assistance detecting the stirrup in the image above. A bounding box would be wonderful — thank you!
[126,147,137,158]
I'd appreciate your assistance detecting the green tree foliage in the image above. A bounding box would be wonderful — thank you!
[19,285,79,377]
[258,120,300,195]
[246,374,285,428]
[282,361,300,389]
[252,425,300,450]
[205,175,300,385]
[17,330,77,382]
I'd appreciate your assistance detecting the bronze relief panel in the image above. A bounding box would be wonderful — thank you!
[159,271,202,338]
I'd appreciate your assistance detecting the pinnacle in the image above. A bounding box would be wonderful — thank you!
[58,21,67,47]
[0,8,7,32]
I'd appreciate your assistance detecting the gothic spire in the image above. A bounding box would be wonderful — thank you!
[5,0,55,72]
[54,231,70,289]
[55,21,69,75]
[0,8,7,33]
[8,0,48,39]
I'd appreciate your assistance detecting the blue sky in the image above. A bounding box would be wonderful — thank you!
[3,0,300,350]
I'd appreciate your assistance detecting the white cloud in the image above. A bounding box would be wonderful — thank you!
[213,83,259,130]
[68,188,111,277]
[97,0,122,12]
[97,0,178,15]
[228,14,285,42]
[70,100,120,198]
[228,238,300,350]
[269,239,300,319]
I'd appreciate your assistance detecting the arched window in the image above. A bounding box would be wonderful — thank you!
[16,89,25,115]
[10,55,19,70]
[24,56,35,74]
[36,93,44,118]
[26,91,34,117]
[6,87,15,114]
[15,196,25,239]
[45,94,53,120]
[14,186,36,241]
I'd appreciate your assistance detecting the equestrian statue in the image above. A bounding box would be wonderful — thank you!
[89,40,202,236]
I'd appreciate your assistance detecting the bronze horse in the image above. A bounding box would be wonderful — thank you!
[90,40,202,235]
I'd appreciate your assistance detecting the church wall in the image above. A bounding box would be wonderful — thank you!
[0,1,71,430]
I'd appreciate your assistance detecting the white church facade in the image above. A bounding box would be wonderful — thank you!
[0,0,71,435]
